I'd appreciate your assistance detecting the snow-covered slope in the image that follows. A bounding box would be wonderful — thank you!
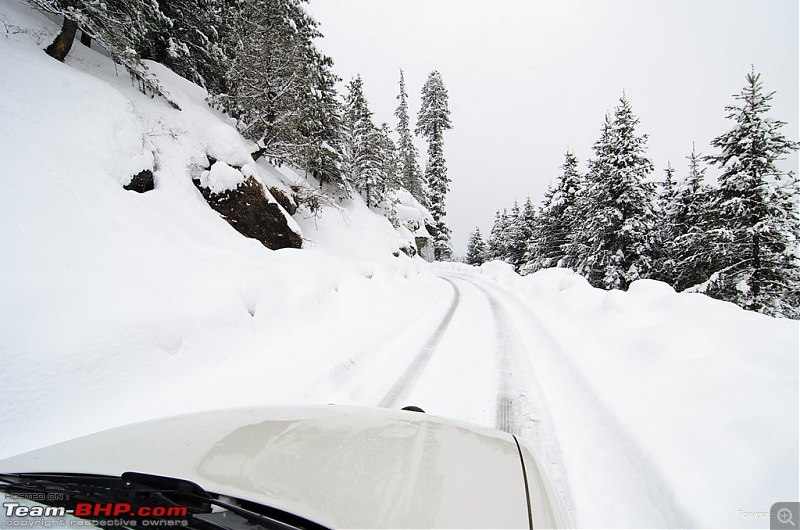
[0,0,440,457]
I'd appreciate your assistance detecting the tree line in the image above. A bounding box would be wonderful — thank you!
[466,71,799,319]
[33,0,455,259]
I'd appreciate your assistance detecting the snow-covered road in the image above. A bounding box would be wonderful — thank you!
[323,267,728,527]
[300,269,578,520]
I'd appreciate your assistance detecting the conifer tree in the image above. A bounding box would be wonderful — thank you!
[395,69,425,204]
[572,96,658,290]
[704,69,799,317]
[138,0,229,96]
[340,75,382,206]
[211,0,331,164]
[659,163,678,211]
[529,150,584,272]
[465,227,487,266]
[376,122,401,222]
[506,200,536,271]
[295,49,345,192]
[672,144,717,292]
[505,202,524,269]
[416,71,453,260]
[487,209,511,262]
[655,162,680,284]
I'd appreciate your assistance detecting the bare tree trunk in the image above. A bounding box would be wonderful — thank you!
[45,15,78,61]
[80,30,91,48]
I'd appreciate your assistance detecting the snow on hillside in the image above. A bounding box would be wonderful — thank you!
[0,2,797,529]
[0,0,441,458]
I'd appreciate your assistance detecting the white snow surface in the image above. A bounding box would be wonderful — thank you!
[1,2,798,528]
[200,161,245,194]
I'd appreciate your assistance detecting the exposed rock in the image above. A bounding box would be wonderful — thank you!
[405,218,420,232]
[251,147,266,162]
[193,175,302,250]
[424,220,438,237]
[415,237,434,262]
[407,220,435,262]
[124,169,155,193]
[268,187,298,216]
[400,245,417,258]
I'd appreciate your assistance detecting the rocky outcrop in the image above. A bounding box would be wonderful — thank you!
[415,237,433,261]
[413,219,437,262]
[193,171,302,250]
[124,169,154,193]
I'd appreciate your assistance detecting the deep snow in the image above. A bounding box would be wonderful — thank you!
[1,2,798,528]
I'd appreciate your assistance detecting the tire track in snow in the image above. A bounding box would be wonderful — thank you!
[296,277,456,405]
[377,277,461,408]
[442,271,574,520]
[457,275,546,438]
[463,272,694,528]
[485,287,521,435]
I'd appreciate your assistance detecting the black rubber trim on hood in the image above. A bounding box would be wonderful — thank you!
[512,435,534,530]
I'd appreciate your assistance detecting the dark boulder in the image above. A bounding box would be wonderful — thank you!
[124,169,155,193]
[194,175,303,250]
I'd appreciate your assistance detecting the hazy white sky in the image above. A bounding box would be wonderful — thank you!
[305,0,799,256]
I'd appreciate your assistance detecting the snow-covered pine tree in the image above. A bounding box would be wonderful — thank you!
[487,209,511,262]
[137,0,229,96]
[703,69,800,317]
[672,144,718,292]
[654,162,680,284]
[340,75,383,206]
[211,0,330,164]
[505,202,525,269]
[659,162,678,211]
[395,69,426,205]
[506,200,536,272]
[295,48,346,193]
[528,150,584,272]
[465,227,487,266]
[572,96,658,290]
[376,122,401,223]
[416,71,453,261]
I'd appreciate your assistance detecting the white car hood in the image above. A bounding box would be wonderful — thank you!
[0,405,560,529]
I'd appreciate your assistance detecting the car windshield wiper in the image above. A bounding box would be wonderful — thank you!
[0,472,328,530]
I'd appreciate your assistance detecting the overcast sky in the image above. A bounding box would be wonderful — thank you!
[305,0,799,256]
